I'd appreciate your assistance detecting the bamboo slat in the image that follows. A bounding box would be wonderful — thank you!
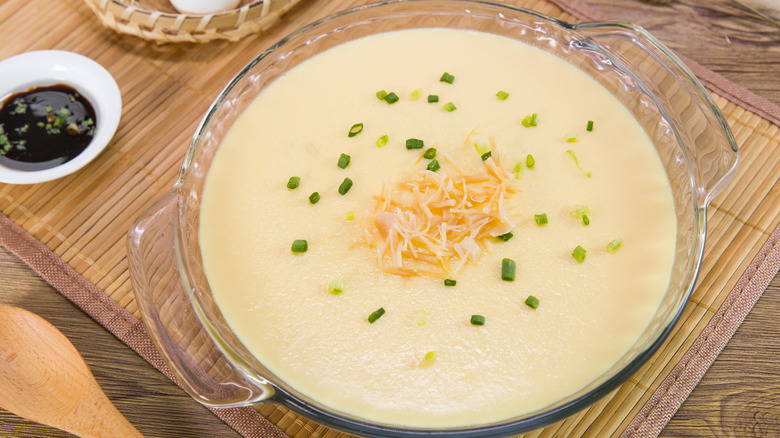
[0,0,778,437]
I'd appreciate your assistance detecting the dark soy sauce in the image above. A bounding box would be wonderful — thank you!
[0,84,96,171]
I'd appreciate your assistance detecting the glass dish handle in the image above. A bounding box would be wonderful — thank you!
[127,191,275,407]
[572,21,739,208]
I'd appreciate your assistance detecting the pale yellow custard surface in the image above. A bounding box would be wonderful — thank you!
[199,28,677,428]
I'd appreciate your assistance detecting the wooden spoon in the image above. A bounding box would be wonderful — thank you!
[0,306,143,437]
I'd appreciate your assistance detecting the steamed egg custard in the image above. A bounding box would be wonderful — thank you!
[199,28,677,428]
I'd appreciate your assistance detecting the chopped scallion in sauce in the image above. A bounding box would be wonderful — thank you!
[587,120,594,131]
[534,213,548,225]
[607,238,624,252]
[444,279,456,286]
[376,134,388,147]
[481,151,492,161]
[572,245,587,263]
[427,159,440,172]
[427,95,439,103]
[497,232,513,242]
[406,138,424,149]
[328,279,344,294]
[526,154,535,168]
[470,314,485,325]
[385,92,399,104]
[443,102,457,112]
[287,176,300,189]
[440,72,455,84]
[338,178,353,195]
[423,148,436,159]
[496,90,509,100]
[309,192,320,204]
[525,295,540,309]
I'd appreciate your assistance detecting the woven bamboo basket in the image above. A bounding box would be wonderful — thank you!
[82,0,302,43]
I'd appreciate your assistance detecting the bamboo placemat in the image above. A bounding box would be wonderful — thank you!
[0,0,778,437]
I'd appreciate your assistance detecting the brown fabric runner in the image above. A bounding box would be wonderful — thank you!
[0,213,286,438]
[1,1,778,437]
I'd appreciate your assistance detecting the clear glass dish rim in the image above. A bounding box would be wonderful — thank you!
[167,1,732,436]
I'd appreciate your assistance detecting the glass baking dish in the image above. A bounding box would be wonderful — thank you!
[127,1,738,436]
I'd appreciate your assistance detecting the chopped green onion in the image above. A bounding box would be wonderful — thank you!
[309,192,320,204]
[586,120,594,131]
[410,89,422,101]
[348,123,363,138]
[582,214,590,225]
[427,159,440,172]
[291,239,308,253]
[481,151,492,161]
[287,176,300,189]
[376,134,389,147]
[566,150,592,177]
[534,213,548,225]
[415,310,428,327]
[502,258,516,281]
[496,90,509,100]
[427,94,439,103]
[345,211,355,221]
[419,350,437,367]
[521,113,539,128]
[442,102,457,112]
[497,232,513,242]
[328,279,345,294]
[440,72,455,84]
[385,92,399,104]
[368,307,385,323]
[338,178,353,195]
[565,132,578,143]
[444,279,456,286]
[526,154,535,168]
[513,162,523,179]
[525,295,540,309]
[423,148,437,159]
[337,153,351,169]
[570,204,591,219]
[572,245,587,263]
[376,90,388,100]
[470,315,485,326]
[473,137,490,155]
[406,138,424,149]
[607,237,624,252]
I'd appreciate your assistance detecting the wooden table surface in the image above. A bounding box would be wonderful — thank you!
[1,0,778,437]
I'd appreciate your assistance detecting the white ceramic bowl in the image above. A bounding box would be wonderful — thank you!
[0,50,121,184]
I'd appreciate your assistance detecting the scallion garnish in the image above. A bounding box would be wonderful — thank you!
[376,134,389,147]
[531,113,538,126]
[444,279,456,286]
[534,213,548,225]
[428,95,439,103]
[346,211,355,221]
[427,159,440,172]
[385,92,400,104]
[525,295,540,309]
[443,102,457,112]
[565,132,578,143]
[368,307,385,323]
[526,154,535,168]
[481,151,492,161]
[410,89,422,101]
[607,238,624,252]
[570,204,591,219]
[566,150,592,177]
[586,120,594,131]
[309,192,320,204]
[419,350,437,367]
[440,72,455,84]
[473,137,490,155]
[501,258,516,281]
[582,214,590,225]
[415,310,427,326]
[423,148,437,159]
[522,113,539,128]
[376,90,388,100]
[470,315,485,326]
[287,176,300,189]
[348,123,363,138]
[496,90,509,100]
[513,162,523,179]
[291,239,308,253]
[337,153,351,169]
[497,232,513,242]
[572,245,587,263]
[328,279,345,294]
[338,178,353,195]
[406,138,424,149]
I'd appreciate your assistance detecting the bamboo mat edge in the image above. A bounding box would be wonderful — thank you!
[1,0,779,437]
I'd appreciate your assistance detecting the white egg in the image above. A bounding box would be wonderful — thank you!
[170,0,242,14]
